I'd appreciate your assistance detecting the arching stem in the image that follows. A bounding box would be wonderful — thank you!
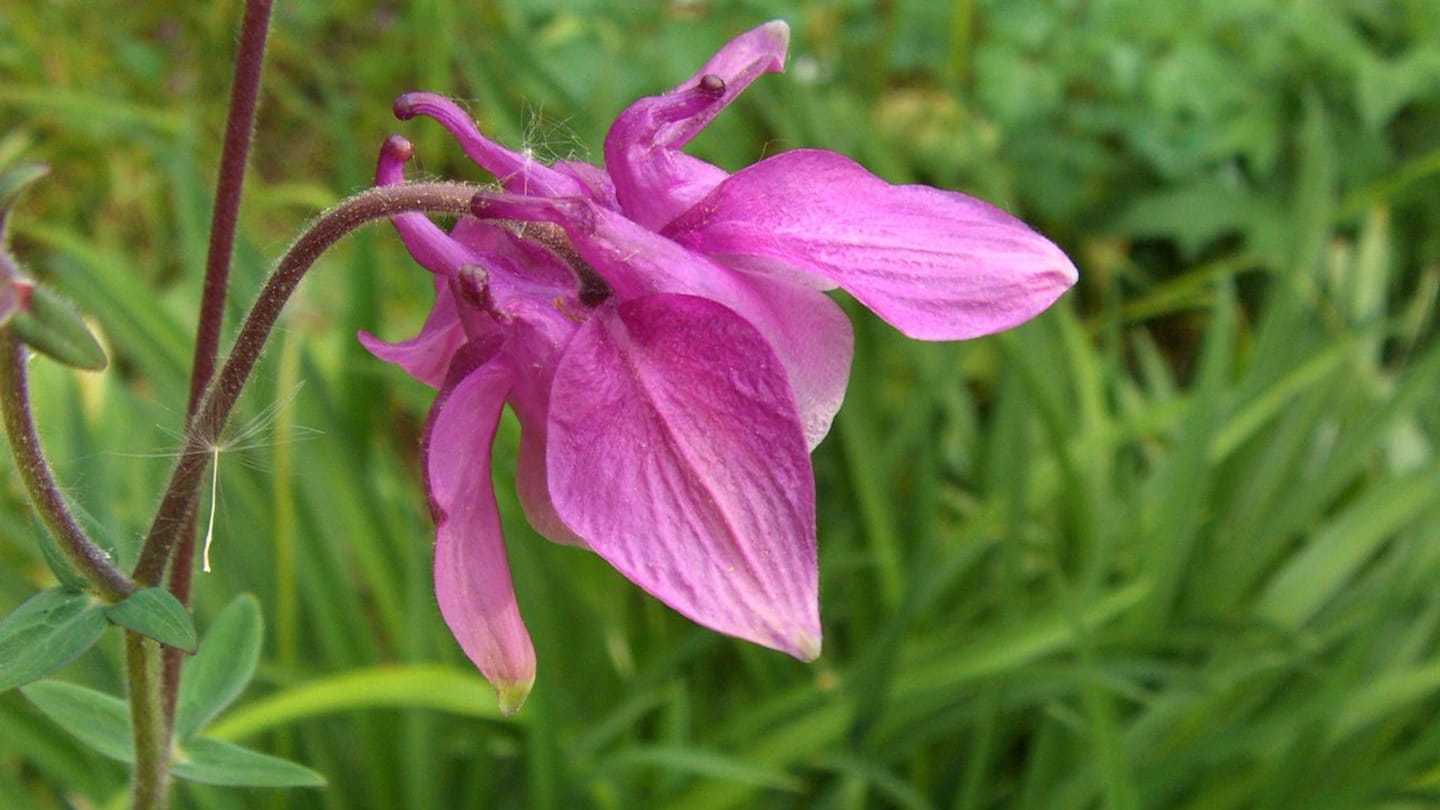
[131,181,482,587]
[0,329,135,601]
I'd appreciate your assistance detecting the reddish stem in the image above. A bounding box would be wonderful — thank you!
[164,0,275,723]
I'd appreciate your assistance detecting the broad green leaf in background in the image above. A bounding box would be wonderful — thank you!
[0,159,49,242]
[0,588,108,692]
[174,594,263,740]
[205,664,505,741]
[105,587,197,653]
[172,738,325,788]
[19,680,132,762]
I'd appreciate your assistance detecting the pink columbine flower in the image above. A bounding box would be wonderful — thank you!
[363,20,1076,713]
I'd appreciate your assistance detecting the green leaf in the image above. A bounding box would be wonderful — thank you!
[1257,465,1440,629]
[602,746,802,792]
[0,588,108,692]
[9,283,108,371]
[173,738,325,788]
[205,664,505,741]
[0,160,48,240]
[30,515,89,592]
[175,594,263,740]
[19,680,132,762]
[105,587,197,653]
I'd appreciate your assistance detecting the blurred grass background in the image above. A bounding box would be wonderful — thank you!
[3,0,1440,808]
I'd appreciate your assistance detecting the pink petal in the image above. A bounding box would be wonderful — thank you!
[499,317,590,550]
[547,293,820,660]
[358,277,467,389]
[552,160,621,211]
[472,193,852,449]
[704,268,851,448]
[445,220,591,549]
[449,217,580,302]
[667,149,1079,340]
[424,344,536,713]
[648,21,790,151]
[603,21,789,229]
[374,134,473,279]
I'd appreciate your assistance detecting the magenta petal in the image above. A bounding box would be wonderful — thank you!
[709,269,852,449]
[358,277,466,389]
[645,20,789,150]
[471,193,852,448]
[425,345,536,713]
[499,318,590,550]
[552,160,621,211]
[374,134,474,279]
[547,293,820,660]
[668,149,1079,340]
[603,21,788,229]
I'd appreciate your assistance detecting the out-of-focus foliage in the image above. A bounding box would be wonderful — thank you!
[1,1,1438,809]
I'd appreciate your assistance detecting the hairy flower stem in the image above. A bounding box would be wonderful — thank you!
[165,0,275,726]
[131,182,482,587]
[125,632,169,810]
[188,0,273,410]
[0,330,134,600]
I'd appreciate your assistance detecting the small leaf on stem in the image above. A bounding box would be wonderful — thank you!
[30,516,89,592]
[20,679,134,762]
[106,587,198,654]
[175,594,263,740]
[0,588,109,692]
[173,738,326,787]
[9,283,108,371]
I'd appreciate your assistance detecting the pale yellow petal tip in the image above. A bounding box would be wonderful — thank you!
[495,678,534,717]
[762,20,792,42]
[795,634,822,663]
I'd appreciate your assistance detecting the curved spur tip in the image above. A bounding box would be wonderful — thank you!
[393,92,422,121]
[382,134,414,162]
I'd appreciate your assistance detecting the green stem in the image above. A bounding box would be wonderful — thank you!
[125,632,170,810]
[0,329,134,600]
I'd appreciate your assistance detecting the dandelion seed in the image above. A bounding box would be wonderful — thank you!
[202,445,220,573]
